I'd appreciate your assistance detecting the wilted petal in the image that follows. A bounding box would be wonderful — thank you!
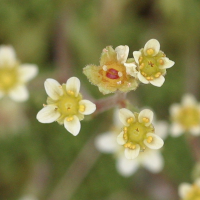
[144,133,164,149]
[124,145,140,159]
[170,123,184,137]
[18,64,38,82]
[79,100,96,115]
[178,183,191,198]
[0,46,16,66]
[159,57,175,69]
[190,126,200,136]
[44,79,63,100]
[66,77,80,97]
[116,156,139,177]
[64,115,81,136]
[95,132,117,153]
[124,63,137,77]
[138,109,153,126]
[144,39,160,56]
[182,93,197,106]
[133,51,141,64]
[117,131,126,145]
[137,72,149,84]
[36,105,60,123]
[119,108,135,126]
[115,45,129,63]
[150,76,165,87]
[9,85,29,102]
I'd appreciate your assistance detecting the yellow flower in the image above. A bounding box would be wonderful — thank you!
[83,45,139,94]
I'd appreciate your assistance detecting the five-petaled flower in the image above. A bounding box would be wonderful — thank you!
[117,108,164,159]
[132,39,175,87]
[0,45,38,101]
[36,77,96,136]
[83,45,139,95]
[170,94,200,137]
[178,178,200,200]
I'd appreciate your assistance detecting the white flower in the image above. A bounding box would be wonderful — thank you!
[178,178,200,200]
[0,45,38,101]
[132,39,175,87]
[95,109,164,177]
[117,108,164,159]
[36,77,96,136]
[170,94,200,137]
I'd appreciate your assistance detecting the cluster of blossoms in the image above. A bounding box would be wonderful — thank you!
[170,94,200,137]
[83,39,174,94]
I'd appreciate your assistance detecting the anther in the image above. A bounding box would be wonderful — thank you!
[123,133,128,140]
[139,56,143,62]
[127,117,134,124]
[146,48,154,55]
[155,72,161,78]
[67,90,74,95]
[118,72,123,77]
[59,85,62,88]
[140,63,145,69]
[103,65,108,71]
[146,77,151,81]
[79,105,85,112]
[130,144,136,150]
[147,136,153,143]
[142,117,149,123]
[103,48,108,52]
[159,59,164,65]
[123,127,127,133]
[117,81,121,85]
[43,104,47,107]
[141,72,147,77]
[66,117,74,122]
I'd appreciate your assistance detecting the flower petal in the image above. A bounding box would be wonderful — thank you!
[119,108,135,126]
[66,77,80,97]
[64,115,81,136]
[170,123,184,137]
[138,109,153,126]
[195,178,200,187]
[79,100,96,115]
[8,85,29,102]
[169,103,180,116]
[133,51,141,64]
[44,79,63,100]
[95,132,117,153]
[182,93,197,106]
[144,133,164,149]
[117,131,126,145]
[178,183,191,198]
[115,45,129,64]
[150,76,165,87]
[144,39,160,56]
[36,105,60,123]
[154,120,168,140]
[190,126,200,136]
[124,145,140,159]
[0,46,16,66]
[18,64,38,82]
[159,57,175,69]
[137,72,149,84]
[124,63,137,77]
[142,151,164,173]
[116,156,139,176]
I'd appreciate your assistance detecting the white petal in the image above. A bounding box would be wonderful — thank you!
[169,103,180,116]
[159,57,175,69]
[124,63,137,77]
[66,77,80,97]
[9,85,29,102]
[138,109,153,126]
[64,115,81,136]
[178,183,191,198]
[170,123,184,137]
[44,79,63,100]
[133,51,141,64]
[144,133,164,149]
[142,151,164,173]
[115,45,129,63]
[154,120,168,140]
[36,105,60,123]
[0,45,16,66]
[190,126,200,136]
[18,64,38,82]
[79,100,96,115]
[119,108,135,126]
[117,131,126,145]
[182,93,197,106]
[124,145,140,159]
[150,76,165,87]
[95,132,117,153]
[137,72,149,84]
[116,156,139,177]
[144,39,160,56]
[113,109,122,127]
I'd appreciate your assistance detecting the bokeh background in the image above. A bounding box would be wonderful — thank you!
[0,0,200,199]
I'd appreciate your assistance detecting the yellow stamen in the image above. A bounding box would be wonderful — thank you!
[66,116,74,122]
[67,90,74,96]
[123,133,128,140]
[155,72,161,78]
[147,136,153,143]
[146,48,154,55]
[79,105,85,112]
[146,77,151,81]
[123,127,127,133]
[43,104,47,107]
[142,117,149,123]
[139,56,143,62]
[141,72,147,77]
[159,59,164,65]
[127,117,134,124]
[140,63,145,69]
[130,144,136,150]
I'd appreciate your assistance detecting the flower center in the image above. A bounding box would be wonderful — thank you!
[138,50,166,81]
[0,67,18,92]
[106,68,120,79]
[185,184,200,200]
[176,107,200,129]
[122,113,154,151]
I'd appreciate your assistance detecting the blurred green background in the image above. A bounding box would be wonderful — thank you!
[0,0,200,199]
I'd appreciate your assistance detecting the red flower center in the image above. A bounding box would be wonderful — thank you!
[106,68,119,79]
